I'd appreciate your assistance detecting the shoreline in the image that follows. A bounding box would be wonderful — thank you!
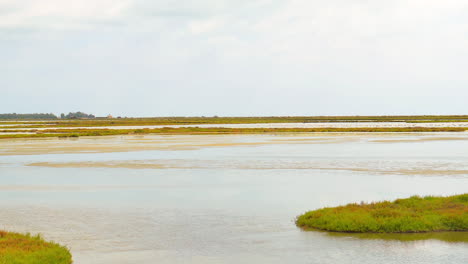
[0,127,466,139]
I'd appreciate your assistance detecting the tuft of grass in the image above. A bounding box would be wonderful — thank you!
[0,231,72,264]
[296,194,468,233]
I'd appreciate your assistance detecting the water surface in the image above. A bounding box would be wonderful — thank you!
[0,133,467,263]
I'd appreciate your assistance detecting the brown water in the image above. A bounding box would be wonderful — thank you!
[0,133,467,263]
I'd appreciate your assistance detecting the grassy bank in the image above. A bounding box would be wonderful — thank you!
[0,231,72,264]
[1,115,468,128]
[296,194,468,233]
[0,126,466,139]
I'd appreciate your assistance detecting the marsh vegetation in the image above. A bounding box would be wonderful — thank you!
[0,126,466,139]
[0,231,72,264]
[1,115,468,128]
[296,194,468,233]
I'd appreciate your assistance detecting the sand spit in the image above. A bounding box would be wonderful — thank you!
[26,160,468,177]
[1,133,467,156]
[0,134,361,156]
[370,136,468,143]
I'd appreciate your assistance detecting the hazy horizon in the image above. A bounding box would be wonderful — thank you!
[2,113,468,119]
[2,1,468,117]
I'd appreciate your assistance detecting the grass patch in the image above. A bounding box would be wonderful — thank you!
[296,194,468,233]
[0,230,72,264]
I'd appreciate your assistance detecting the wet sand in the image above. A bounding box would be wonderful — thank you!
[1,133,467,156]
[0,134,358,156]
[26,160,468,176]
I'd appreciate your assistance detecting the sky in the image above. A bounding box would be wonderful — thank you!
[1,0,468,117]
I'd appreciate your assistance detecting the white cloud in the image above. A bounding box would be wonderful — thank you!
[1,0,468,115]
[0,0,131,29]
[188,17,225,35]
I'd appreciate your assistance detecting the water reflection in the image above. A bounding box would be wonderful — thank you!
[315,229,468,243]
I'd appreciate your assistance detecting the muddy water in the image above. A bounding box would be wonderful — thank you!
[0,133,467,264]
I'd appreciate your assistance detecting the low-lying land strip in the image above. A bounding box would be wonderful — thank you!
[0,230,72,264]
[296,194,468,233]
[1,115,468,128]
[0,127,466,139]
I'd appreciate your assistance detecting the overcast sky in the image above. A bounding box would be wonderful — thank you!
[1,0,467,117]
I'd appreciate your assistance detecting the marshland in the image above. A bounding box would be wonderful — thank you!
[4,0,468,262]
[0,115,467,140]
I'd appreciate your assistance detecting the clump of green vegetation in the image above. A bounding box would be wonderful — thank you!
[61,112,95,119]
[58,133,80,138]
[296,194,468,233]
[0,113,58,120]
[0,230,72,264]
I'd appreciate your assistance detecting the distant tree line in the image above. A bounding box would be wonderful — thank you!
[0,112,97,120]
[60,112,95,119]
[0,113,58,120]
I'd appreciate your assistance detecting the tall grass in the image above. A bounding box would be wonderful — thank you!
[296,194,468,233]
[0,231,72,264]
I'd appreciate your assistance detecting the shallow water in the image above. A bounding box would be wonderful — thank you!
[0,133,467,263]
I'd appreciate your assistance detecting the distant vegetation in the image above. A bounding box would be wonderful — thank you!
[0,230,72,264]
[60,112,95,119]
[296,194,468,233]
[0,112,97,120]
[0,113,57,120]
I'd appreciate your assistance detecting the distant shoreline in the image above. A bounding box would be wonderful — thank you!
[1,116,467,139]
[0,126,466,139]
[1,115,468,126]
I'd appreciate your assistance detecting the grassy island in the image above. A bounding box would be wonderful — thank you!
[0,231,72,264]
[296,194,468,233]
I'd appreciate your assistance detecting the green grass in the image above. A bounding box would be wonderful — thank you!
[0,126,466,139]
[0,231,72,264]
[296,194,468,233]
